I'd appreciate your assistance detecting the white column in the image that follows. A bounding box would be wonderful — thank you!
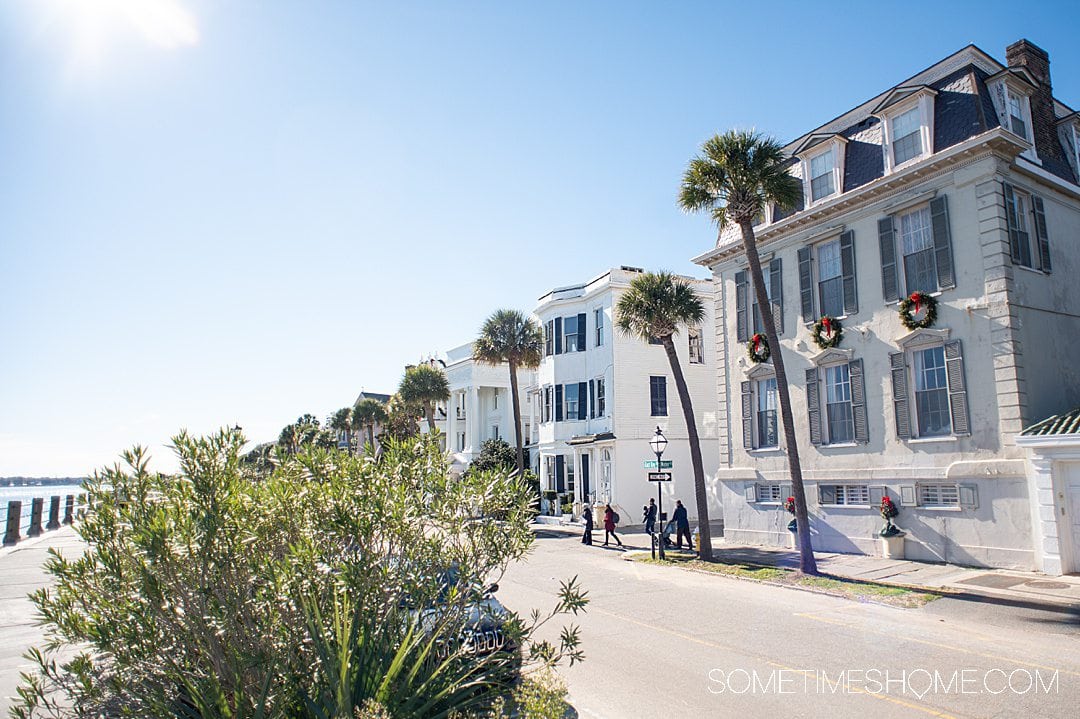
[466,387,481,454]
[446,393,458,456]
[1028,455,1064,575]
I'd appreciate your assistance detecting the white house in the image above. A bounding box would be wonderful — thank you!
[694,40,1080,570]
[529,266,722,525]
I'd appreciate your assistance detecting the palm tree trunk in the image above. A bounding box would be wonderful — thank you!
[739,220,818,575]
[508,360,525,476]
[368,424,375,454]
[662,337,713,560]
[425,404,436,434]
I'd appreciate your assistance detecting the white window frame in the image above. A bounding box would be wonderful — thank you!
[909,344,951,439]
[595,377,606,417]
[688,326,704,364]
[815,236,846,319]
[594,307,604,347]
[917,482,960,509]
[820,483,871,506]
[1072,124,1080,182]
[895,204,938,296]
[798,138,846,208]
[753,376,779,449]
[1005,185,1036,269]
[755,483,783,504]
[990,75,1037,162]
[821,361,855,445]
[563,315,580,352]
[564,383,580,421]
[650,376,667,417]
[879,92,935,174]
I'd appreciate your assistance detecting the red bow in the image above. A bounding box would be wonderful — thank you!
[910,292,921,315]
[753,335,763,353]
[822,317,832,336]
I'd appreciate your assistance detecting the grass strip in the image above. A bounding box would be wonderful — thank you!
[632,553,941,608]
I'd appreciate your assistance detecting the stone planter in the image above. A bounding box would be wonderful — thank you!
[881,533,905,560]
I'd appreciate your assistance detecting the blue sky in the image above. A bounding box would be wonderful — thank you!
[2,0,1078,475]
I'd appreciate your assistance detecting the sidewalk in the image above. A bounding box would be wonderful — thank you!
[532,522,1080,609]
[0,526,85,712]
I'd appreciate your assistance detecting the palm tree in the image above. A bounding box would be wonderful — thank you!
[473,309,544,476]
[616,271,713,561]
[328,407,352,451]
[678,129,818,575]
[397,364,450,434]
[351,398,388,454]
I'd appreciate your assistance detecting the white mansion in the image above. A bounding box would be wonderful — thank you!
[694,40,1080,572]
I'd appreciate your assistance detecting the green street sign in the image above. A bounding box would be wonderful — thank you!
[642,460,673,469]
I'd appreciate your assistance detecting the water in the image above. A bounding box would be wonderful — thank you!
[0,484,85,538]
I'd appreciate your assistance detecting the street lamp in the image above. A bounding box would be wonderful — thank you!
[649,426,668,560]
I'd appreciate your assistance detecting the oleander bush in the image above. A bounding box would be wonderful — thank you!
[12,431,585,718]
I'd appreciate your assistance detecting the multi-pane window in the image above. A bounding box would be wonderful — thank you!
[755,378,778,448]
[1007,92,1028,139]
[544,320,554,356]
[1005,187,1033,268]
[918,483,960,508]
[596,378,606,417]
[566,458,575,494]
[898,206,936,295]
[595,308,604,346]
[755,483,783,503]
[891,107,923,166]
[810,150,836,202]
[751,277,773,334]
[564,383,580,421]
[688,326,704,364]
[545,456,556,490]
[542,386,552,423]
[564,315,580,352]
[913,346,950,437]
[824,364,854,444]
[821,484,870,505]
[650,376,667,417]
[817,239,844,317]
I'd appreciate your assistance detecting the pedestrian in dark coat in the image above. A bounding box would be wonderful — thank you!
[582,505,594,545]
[673,499,694,551]
[644,498,658,535]
[602,504,623,547]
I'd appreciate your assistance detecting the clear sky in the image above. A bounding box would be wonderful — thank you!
[2,0,1078,476]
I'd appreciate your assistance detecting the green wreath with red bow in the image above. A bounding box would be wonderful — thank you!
[747,333,770,363]
[898,291,938,330]
[811,315,843,349]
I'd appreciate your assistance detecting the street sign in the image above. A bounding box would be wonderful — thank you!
[643,460,673,469]
[647,472,672,482]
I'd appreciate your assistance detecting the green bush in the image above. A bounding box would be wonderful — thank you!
[13,430,586,718]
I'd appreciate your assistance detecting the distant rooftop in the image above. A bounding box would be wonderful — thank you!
[1021,408,1080,436]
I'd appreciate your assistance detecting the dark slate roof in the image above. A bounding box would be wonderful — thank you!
[355,391,392,404]
[566,432,616,446]
[1021,408,1080,436]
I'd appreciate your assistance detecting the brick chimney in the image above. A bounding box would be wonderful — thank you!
[1005,39,1059,164]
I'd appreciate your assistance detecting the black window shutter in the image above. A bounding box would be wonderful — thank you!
[797,246,814,322]
[769,258,784,335]
[930,195,956,289]
[819,485,836,505]
[554,317,563,354]
[578,382,587,420]
[889,352,912,440]
[555,456,565,493]
[840,230,858,314]
[555,384,563,422]
[849,358,869,444]
[944,340,971,436]
[735,271,748,342]
[878,217,899,302]
[1003,183,1023,265]
[589,379,595,418]
[741,381,753,449]
[805,368,822,445]
[1032,195,1052,273]
[577,313,586,352]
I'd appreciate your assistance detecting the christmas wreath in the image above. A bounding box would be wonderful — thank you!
[811,316,843,349]
[898,291,937,330]
[747,333,770,363]
[879,495,902,538]
[784,496,797,533]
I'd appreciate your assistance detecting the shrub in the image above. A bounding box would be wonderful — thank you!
[13,430,586,718]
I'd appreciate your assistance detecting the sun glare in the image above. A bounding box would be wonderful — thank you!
[42,0,198,72]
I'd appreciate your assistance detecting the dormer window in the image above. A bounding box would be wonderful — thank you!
[810,150,836,201]
[796,134,846,207]
[873,86,936,174]
[890,107,923,165]
[1007,91,1028,139]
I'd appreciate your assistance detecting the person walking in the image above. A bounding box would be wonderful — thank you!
[602,504,623,547]
[673,499,694,552]
[644,498,657,535]
[582,504,594,545]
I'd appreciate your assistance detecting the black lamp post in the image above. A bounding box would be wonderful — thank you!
[649,426,668,560]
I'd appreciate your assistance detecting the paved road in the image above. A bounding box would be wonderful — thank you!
[498,531,1080,719]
